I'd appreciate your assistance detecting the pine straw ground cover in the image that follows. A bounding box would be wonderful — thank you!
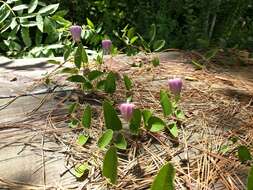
[0,51,253,189]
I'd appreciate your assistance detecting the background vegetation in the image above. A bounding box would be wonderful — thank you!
[1,0,253,57]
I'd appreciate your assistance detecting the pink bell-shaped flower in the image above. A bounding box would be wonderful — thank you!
[119,102,135,122]
[168,78,183,96]
[102,39,112,55]
[70,25,82,42]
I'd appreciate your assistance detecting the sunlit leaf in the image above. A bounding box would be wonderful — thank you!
[36,14,43,32]
[168,122,178,138]
[38,3,59,15]
[13,4,29,11]
[102,146,118,184]
[75,162,89,178]
[114,133,127,150]
[151,162,175,190]
[77,134,89,146]
[142,109,152,128]
[148,116,165,132]
[86,18,94,29]
[28,0,38,13]
[98,129,113,149]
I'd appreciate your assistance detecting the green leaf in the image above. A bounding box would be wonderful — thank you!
[67,75,87,83]
[86,18,94,29]
[36,14,43,32]
[77,134,89,146]
[238,146,252,163]
[103,100,122,131]
[142,109,152,128]
[38,3,59,15]
[130,36,138,44]
[175,109,185,119]
[129,109,142,135]
[68,103,77,114]
[0,5,11,24]
[87,70,104,81]
[148,116,165,132]
[63,45,72,61]
[82,105,91,128]
[151,163,175,190]
[13,4,28,11]
[114,133,127,150]
[20,21,37,27]
[28,0,38,13]
[74,44,82,69]
[75,162,89,178]
[153,40,165,52]
[160,90,173,116]
[21,27,31,48]
[52,15,71,27]
[35,30,42,46]
[61,67,78,74]
[102,146,118,184]
[247,165,253,190]
[98,129,113,149]
[68,119,79,128]
[127,27,135,39]
[104,72,116,94]
[168,123,178,138]
[123,74,132,91]
[43,16,55,33]
[149,24,156,44]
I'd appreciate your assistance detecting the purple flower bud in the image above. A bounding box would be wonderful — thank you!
[168,78,183,96]
[102,39,112,54]
[119,102,135,122]
[70,25,82,42]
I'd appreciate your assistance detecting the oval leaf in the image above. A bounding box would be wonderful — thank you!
[77,134,89,146]
[114,133,127,150]
[36,14,43,32]
[67,75,87,83]
[98,129,113,149]
[102,146,118,184]
[142,109,153,128]
[153,40,165,52]
[82,105,91,128]
[75,162,89,178]
[28,0,38,13]
[104,72,116,94]
[21,27,32,47]
[151,162,175,190]
[148,116,166,132]
[87,70,104,81]
[38,3,59,15]
[160,90,172,116]
[103,101,122,131]
[129,109,142,135]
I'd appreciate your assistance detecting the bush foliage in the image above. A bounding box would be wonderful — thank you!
[45,0,253,50]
